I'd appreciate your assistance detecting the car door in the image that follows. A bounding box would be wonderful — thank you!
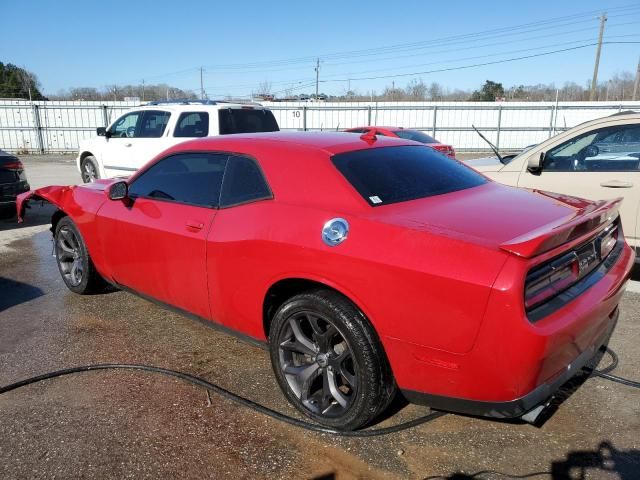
[517,123,640,248]
[98,152,228,319]
[101,111,143,177]
[103,110,172,177]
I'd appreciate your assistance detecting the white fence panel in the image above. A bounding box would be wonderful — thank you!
[0,100,638,153]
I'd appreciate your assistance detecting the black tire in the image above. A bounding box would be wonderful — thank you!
[269,289,396,430]
[81,155,99,183]
[54,216,105,294]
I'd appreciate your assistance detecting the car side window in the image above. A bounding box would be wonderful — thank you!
[128,153,228,207]
[174,112,209,138]
[137,110,171,138]
[544,125,640,172]
[219,155,272,207]
[109,112,141,138]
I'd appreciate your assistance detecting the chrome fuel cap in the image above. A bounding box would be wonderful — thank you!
[322,218,349,246]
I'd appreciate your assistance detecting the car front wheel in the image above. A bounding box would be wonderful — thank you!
[269,289,396,430]
[54,217,106,294]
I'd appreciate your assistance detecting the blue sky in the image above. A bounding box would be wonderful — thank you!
[2,0,639,97]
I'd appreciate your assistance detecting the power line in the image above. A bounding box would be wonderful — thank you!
[317,35,640,81]
[196,5,640,71]
[321,41,640,83]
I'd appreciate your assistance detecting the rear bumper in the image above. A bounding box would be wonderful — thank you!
[386,240,634,417]
[402,308,618,418]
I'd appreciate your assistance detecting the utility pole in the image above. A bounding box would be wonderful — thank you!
[142,79,145,102]
[589,13,607,101]
[315,58,320,99]
[633,56,640,101]
[200,67,205,100]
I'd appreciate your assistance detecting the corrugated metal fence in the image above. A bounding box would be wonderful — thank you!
[1,99,638,154]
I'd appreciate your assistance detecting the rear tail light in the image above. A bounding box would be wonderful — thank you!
[524,219,620,312]
[432,144,456,159]
[599,223,618,259]
[3,160,23,170]
[525,252,579,309]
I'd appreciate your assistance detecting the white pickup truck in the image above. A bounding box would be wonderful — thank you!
[76,100,279,182]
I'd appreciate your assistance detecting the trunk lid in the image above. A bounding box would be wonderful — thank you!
[363,182,620,256]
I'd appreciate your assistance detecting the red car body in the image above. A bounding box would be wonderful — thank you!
[344,126,456,158]
[18,132,634,420]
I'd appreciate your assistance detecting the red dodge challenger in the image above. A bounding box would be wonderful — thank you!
[344,126,456,158]
[18,132,634,430]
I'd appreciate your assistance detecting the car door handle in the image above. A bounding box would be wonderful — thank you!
[124,143,132,147]
[600,180,633,188]
[186,220,204,231]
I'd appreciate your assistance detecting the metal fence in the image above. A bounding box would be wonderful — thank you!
[1,99,639,154]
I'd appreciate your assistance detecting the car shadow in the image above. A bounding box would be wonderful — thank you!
[0,277,45,312]
[422,441,640,479]
[0,202,56,232]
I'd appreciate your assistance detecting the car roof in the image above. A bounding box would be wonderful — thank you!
[172,131,419,155]
[348,126,404,132]
[136,132,423,212]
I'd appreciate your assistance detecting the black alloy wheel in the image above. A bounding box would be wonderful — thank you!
[269,289,396,430]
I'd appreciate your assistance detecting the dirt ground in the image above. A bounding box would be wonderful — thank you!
[1,156,639,479]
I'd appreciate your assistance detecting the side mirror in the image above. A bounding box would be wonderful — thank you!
[97,127,106,136]
[108,181,128,201]
[527,151,545,174]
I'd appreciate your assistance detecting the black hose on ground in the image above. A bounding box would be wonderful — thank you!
[0,347,636,436]
[592,347,640,389]
[0,363,446,437]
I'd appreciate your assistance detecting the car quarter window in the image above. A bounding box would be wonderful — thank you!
[128,153,228,207]
[137,110,171,138]
[108,112,142,138]
[174,112,209,137]
[544,124,640,172]
[218,108,279,135]
[219,155,272,207]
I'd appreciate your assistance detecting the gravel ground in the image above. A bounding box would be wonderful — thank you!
[0,156,639,479]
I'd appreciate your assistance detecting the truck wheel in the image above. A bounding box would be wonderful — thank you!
[81,156,99,183]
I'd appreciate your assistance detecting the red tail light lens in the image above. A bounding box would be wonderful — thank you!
[525,252,579,309]
[432,144,456,159]
[3,160,23,170]
[525,220,620,313]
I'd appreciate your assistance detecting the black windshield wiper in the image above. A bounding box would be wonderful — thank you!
[472,125,504,164]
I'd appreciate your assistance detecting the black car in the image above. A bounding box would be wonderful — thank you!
[0,150,29,218]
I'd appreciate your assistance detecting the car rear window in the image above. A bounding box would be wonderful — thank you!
[218,108,279,135]
[331,145,486,206]
[393,130,437,144]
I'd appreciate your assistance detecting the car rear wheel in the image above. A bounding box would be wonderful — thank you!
[54,217,105,294]
[81,156,99,183]
[269,289,396,430]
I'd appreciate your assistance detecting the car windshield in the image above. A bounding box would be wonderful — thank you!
[393,130,437,144]
[332,145,486,206]
[218,108,279,134]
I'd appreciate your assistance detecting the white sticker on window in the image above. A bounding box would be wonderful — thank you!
[369,196,382,204]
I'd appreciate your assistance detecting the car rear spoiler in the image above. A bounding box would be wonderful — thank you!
[499,194,622,259]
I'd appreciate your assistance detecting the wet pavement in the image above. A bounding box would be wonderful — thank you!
[0,157,639,479]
